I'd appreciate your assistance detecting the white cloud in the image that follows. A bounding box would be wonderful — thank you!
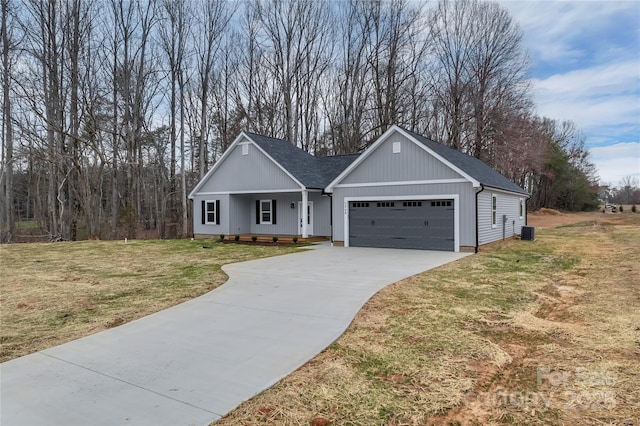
[502,1,640,185]
[501,1,639,65]
[590,142,640,185]
[531,60,640,139]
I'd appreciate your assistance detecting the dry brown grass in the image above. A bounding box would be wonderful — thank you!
[0,239,298,362]
[215,215,640,425]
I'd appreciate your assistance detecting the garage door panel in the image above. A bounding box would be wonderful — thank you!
[349,200,454,250]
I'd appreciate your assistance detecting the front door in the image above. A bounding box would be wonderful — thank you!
[298,201,314,235]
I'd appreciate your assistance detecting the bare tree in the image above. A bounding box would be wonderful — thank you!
[1,0,15,241]
[191,0,232,178]
[249,0,332,147]
[158,0,187,235]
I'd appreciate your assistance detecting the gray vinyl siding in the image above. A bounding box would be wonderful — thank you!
[477,190,527,245]
[340,134,463,185]
[192,193,230,236]
[332,182,476,247]
[225,192,331,237]
[197,139,301,193]
[309,192,331,236]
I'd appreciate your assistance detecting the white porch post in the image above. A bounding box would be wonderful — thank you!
[301,189,308,238]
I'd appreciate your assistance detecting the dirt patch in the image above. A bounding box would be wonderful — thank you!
[528,209,640,229]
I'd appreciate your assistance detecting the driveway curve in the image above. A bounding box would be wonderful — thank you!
[1,244,469,426]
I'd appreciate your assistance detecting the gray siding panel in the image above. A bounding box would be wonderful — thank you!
[198,138,301,193]
[224,192,331,237]
[332,182,477,248]
[340,134,462,185]
[192,194,230,236]
[477,191,527,245]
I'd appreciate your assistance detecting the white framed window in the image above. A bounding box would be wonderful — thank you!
[491,194,497,228]
[260,200,272,224]
[203,200,219,225]
[255,199,277,225]
[392,141,401,153]
[241,143,249,155]
[519,198,525,219]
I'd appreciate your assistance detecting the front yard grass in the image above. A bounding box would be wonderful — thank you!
[216,213,640,425]
[0,239,298,362]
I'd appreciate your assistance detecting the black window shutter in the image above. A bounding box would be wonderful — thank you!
[272,200,277,224]
[201,200,206,224]
[216,200,220,225]
[256,200,260,224]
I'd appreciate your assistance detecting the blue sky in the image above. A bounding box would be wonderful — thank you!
[500,0,640,186]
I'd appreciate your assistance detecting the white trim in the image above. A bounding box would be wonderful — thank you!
[298,200,314,236]
[188,132,247,199]
[325,125,478,192]
[519,198,525,219]
[204,199,217,225]
[343,194,460,252]
[188,132,305,199]
[491,193,498,228]
[193,188,306,196]
[259,199,273,225]
[484,185,529,197]
[249,139,306,190]
[334,178,468,189]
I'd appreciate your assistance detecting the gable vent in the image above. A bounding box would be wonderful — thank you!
[392,141,401,154]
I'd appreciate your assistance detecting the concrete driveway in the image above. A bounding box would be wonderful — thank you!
[1,244,469,426]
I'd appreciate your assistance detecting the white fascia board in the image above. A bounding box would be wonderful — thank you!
[193,189,307,196]
[188,132,248,199]
[482,185,530,198]
[392,126,480,188]
[325,126,402,193]
[333,178,468,189]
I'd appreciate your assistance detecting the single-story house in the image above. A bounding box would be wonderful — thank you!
[188,125,529,252]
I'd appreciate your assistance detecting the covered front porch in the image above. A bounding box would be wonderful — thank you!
[226,190,331,238]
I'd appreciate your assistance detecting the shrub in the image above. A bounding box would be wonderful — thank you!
[632,205,637,213]
[251,235,258,242]
[219,234,225,241]
[234,234,240,241]
[292,236,298,244]
[619,205,624,213]
[272,236,278,243]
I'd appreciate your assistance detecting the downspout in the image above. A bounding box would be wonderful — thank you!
[475,184,485,253]
[328,192,333,245]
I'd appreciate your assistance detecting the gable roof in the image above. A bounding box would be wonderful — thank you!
[247,132,360,189]
[188,131,360,198]
[326,125,528,195]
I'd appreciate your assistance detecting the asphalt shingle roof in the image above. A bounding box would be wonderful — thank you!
[246,132,359,189]
[402,129,529,195]
[246,129,527,195]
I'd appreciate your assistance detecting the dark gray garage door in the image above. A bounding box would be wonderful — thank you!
[349,200,454,250]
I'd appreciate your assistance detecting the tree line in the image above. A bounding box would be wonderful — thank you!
[0,0,599,242]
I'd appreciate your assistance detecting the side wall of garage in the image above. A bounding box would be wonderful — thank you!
[477,189,527,245]
[332,182,477,249]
